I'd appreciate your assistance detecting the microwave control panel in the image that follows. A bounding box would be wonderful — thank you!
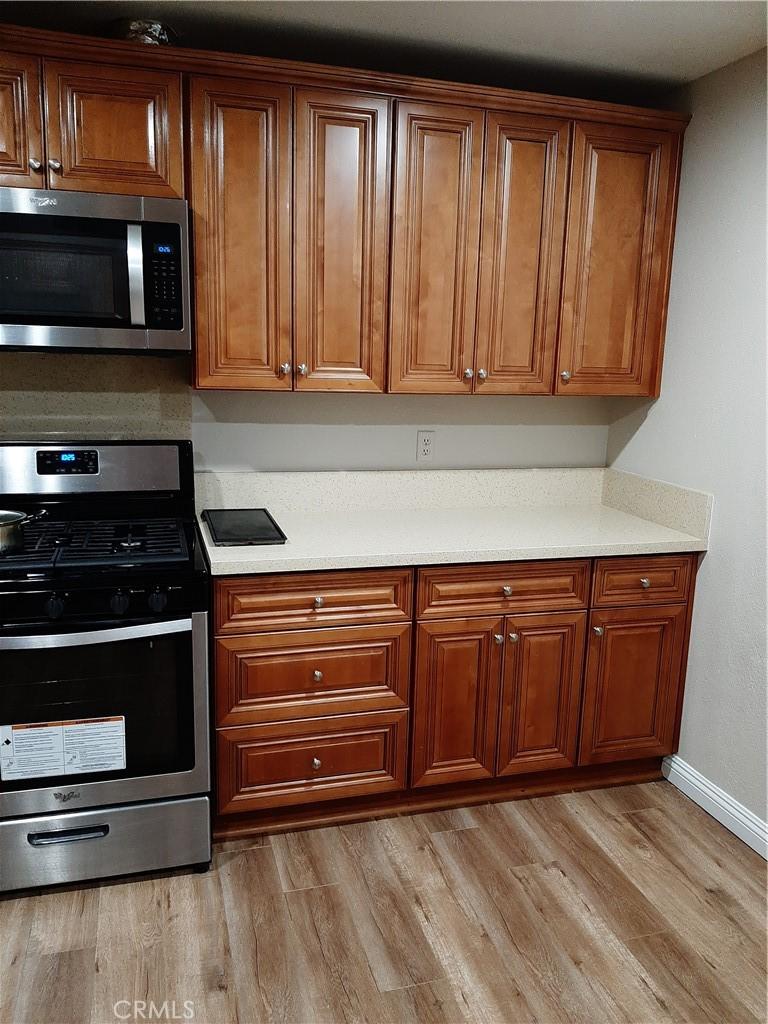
[142,223,184,331]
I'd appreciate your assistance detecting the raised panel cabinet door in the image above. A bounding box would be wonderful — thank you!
[295,88,390,391]
[0,51,44,187]
[389,101,484,393]
[579,604,688,765]
[557,123,680,396]
[412,617,503,787]
[497,611,586,775]
[190,76,292,389]
[474,113,569,394]
[42,60,183,196]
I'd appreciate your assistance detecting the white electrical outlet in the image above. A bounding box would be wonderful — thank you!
[417,429,435,464]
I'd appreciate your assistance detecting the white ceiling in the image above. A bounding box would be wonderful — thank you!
[4,1,767,85]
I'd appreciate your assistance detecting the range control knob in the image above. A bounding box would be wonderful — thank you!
[45,594,65,620]
[148,588,168,614]
[109,591,130,616]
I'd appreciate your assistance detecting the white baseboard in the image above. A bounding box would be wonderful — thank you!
[662,755,767,859]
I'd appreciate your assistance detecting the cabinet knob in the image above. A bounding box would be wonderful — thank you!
[279,362,291,376]
[508,632,520,643]
[48,158,62,172]
[312,757,322,770]
[560,370,572,383]
[502,585,513,597]
[493,633,504,645]
[640,577,651,589]
[29,158,43,172]
[477,368,488,381]
[463,368,474,380]
[312,669,324,683]
[313,595,324,610]
[593,625,604,636]
[298,363,308,376]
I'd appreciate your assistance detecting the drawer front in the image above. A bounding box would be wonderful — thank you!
[216,623,411,725]
[417,560,590,619]
[215,569,413,634]
[592,555,694,607]
[217,710,408,813]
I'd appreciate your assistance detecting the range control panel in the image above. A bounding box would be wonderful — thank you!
[37,450,99,475]
[142,223,184,331]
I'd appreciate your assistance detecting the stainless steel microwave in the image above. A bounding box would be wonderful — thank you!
[0,188,191,352]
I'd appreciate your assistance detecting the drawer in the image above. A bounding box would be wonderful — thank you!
[592,555,694,607]
[215,569,413,634]
[217,710,408,813]
[215,623,411,725]
[416,560,590,619]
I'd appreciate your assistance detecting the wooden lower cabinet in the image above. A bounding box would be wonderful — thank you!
[218,710,408,814]
[411,617,504,787]
[498,611,586,775]
[213,555,696,831]
[578,604,688,764]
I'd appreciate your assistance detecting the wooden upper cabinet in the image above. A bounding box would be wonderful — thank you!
[0,51,44,188]
[388,101,484,393]
[294,88,390,391]
[412,617,503,787]
[557,122,679,396]
[474,113,569,394]
[579,604,688,765]
[497,611,586,775]
[190,76,292,389]
[42,60,183,196]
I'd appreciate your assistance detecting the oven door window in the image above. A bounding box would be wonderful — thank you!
[0,621,194,791]
[0,213,131,327]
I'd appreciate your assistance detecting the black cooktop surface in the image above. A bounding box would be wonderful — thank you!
[201,508,287,546]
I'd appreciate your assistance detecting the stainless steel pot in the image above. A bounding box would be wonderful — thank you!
[0,509,46,555]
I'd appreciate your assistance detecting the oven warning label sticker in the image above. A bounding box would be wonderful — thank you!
[0,716,126,781]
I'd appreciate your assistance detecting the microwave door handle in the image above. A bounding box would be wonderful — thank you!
[126,223,146,327]
[0,618,192,650]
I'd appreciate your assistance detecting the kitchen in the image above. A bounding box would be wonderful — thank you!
[0,3,765,1023]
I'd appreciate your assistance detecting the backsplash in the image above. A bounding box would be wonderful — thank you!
[0,352,192,440]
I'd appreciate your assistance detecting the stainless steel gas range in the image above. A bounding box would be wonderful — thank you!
[0,441,211,892]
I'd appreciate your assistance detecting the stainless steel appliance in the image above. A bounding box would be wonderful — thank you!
[0,188,190,352]
[0,441,210,892]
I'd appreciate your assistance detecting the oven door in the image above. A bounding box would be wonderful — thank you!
[0,611,209,818]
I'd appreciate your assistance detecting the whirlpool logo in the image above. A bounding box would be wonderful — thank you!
[30,196,58,207]
[53,790,81,803]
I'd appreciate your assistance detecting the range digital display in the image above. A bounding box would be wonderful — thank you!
[154,243,174,255]
[36,449,99,475]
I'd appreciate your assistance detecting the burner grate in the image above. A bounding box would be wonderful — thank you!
[58,519,188,566]
[0,517,188,572]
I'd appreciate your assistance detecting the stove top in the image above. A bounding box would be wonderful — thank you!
[4,517,189,573]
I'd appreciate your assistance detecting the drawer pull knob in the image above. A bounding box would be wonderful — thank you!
[640,577,651,589]
[593,625,604,637]
[493,633,504,645]
[502,585,513,597]
[48,158,62,172]
[279,362,292,376]
[560,369,572,382]
[29,158,43,172]
[312,757,322,770]
[508,632,520,643]
[313,596,324,610]
[312,669,324,683]
[463,367,474,380]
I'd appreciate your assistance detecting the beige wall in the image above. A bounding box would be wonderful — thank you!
[608,49,768,818]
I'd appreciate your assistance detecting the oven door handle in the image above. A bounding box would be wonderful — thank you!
[127,223,146,327]
[0,618,192,650]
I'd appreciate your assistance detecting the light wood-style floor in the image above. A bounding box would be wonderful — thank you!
[2,781,766,1024]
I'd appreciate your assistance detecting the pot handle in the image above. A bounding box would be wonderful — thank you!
[21,509,47,526]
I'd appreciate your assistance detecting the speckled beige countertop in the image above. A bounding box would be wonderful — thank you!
[195,468,711,576]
